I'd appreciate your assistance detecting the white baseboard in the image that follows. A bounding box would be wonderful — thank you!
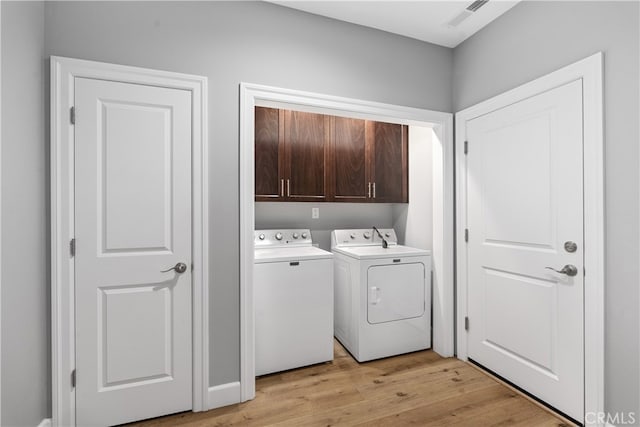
[208,381,241,410]
[37,419,51,427]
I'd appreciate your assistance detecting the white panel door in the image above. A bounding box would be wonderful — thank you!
[466,80,584,420]
[75,77,192,426]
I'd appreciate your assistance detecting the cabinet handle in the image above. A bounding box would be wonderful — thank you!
[373,182,376,198]
[280,179,284,197]
[368,182,371,198]
[287,179,290,197]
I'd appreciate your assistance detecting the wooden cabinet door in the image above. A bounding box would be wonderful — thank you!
[284,110,330,201]
[255,107,284,200]
[371,121,408,203]
[332,117,370,202]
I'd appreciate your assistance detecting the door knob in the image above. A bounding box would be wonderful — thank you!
[545,264,578,277]
[161,262,188,274]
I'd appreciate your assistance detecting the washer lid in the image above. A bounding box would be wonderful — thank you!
[332,245,430,260]
[254,246,333,264]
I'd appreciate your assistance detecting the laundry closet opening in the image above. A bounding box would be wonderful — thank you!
[240,83,455,401]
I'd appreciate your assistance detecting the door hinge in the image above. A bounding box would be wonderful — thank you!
[70,238,76,257]
[71,369,76,388]
[464,316,469,331]
[70,106,76,125]
[464,140,468,155]
[464,229,469,243]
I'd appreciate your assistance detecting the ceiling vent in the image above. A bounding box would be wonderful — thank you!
[447,0,490,27]
[466,0,490,12]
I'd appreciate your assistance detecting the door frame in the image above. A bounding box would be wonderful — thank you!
[50,56,209,426]
[455,52,604,423]
[239,83,455,401]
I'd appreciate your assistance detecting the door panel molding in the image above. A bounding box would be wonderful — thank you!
[455,52,604,425]
[51,56,208,426]
[240,82,455,402]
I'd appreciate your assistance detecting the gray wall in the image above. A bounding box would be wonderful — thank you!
[1,1,50,426]
[255,203,394,251]
[453,1,640,417]
[43,1,453,388]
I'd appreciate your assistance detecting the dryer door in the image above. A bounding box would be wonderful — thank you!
[367,262,425,324]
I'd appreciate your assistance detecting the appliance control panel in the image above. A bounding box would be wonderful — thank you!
[255,229,313,248]
[331,229,398,248]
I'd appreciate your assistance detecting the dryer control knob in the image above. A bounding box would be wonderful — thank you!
[258,234,265,240]
[350,232,356,239]
[363,231,371,239]
[301,232,308,239]
[292,232,299,239]
[275,232,283,241]
[385,232,391,238]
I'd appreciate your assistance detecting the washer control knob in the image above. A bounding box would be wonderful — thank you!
[258,234,265,240]
[275,232,283,241]
[301,232,308,239]
[363,231,371,239]
[292,232,299,239]
[385,232,391,238]
[350,232,356,239]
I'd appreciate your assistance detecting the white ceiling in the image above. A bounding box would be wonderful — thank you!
[266,1,521,48]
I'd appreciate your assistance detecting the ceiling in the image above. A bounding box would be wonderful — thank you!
[266,1,521,48]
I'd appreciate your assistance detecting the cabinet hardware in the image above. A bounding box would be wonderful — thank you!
[287,179,290,197]
[372,182,376,198]
[368,182,371,198]
[280,179,284,197]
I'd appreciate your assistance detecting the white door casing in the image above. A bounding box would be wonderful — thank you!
[240,83,455,401]
[456,53,604,425]
[51,57,208,427]
[74,78,192,425]
[466,80,584,420]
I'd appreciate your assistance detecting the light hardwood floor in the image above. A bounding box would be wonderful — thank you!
[132,341,572,426]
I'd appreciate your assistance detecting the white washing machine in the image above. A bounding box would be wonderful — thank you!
[254,229,333,376]
[331,229,431,362]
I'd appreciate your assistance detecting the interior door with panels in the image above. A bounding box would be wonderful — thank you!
[74,77,193,426]
[465,80,584,420]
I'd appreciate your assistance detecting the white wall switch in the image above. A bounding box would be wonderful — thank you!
[312,207,320,219]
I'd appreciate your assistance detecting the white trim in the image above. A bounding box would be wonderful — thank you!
[207,382,241,410]
[454,52,605,425]
[0,2,3,423]
[239,82,455,402]
[37,419,52,427]
[50,56,209,426]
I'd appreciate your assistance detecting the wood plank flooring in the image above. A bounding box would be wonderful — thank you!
[131,341,572,427]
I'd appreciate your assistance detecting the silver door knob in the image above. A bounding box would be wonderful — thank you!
[161,262,188,274]
[545,264,578,277]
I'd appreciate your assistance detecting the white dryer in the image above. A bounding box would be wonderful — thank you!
[331,229,431,362]
[254,229,333,376]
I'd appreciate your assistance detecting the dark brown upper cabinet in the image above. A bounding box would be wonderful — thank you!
[254,107,407,203]
[370,121,408,203]
[331,116,370,202]
[284,110,331,201]
[255,107,285,200]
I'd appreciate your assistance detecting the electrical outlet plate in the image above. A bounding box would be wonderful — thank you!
[312,207,319,219]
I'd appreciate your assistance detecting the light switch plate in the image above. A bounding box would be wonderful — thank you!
[312,207,319,219]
